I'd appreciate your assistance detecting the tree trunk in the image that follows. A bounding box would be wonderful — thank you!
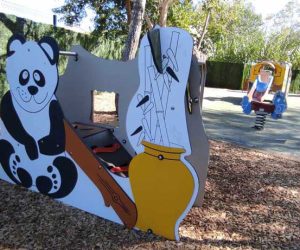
[159,0,173,27]
[0,13,26,35]
[122,0,146,61]
[125,0,132,25]
[197,9,211,50]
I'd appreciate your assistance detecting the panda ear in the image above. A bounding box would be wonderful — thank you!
[38,36,59,65]
[7,34,25,57]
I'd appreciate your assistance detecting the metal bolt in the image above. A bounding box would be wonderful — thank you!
[158,154,164,160]
[193,97,199,103]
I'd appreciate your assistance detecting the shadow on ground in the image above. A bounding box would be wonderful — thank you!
[204,96,242,106]
[202,88,300,159]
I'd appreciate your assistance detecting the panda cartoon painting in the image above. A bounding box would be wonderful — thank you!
[0,34,78,198]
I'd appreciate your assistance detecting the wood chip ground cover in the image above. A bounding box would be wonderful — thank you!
[0,140,299,249]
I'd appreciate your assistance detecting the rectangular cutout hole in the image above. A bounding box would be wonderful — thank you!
[92,90,119,127]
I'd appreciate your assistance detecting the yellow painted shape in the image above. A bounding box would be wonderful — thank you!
[248,62,287,91]
[273,62,286,88]
[129,141,194,240]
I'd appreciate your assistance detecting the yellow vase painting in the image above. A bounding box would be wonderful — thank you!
[129,141,196,240]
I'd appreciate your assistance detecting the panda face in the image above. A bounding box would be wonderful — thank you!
[6,36,59,113]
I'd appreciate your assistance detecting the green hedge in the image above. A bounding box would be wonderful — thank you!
[206,61,300,93]
[290,70,300,94]
[206,61,244,90]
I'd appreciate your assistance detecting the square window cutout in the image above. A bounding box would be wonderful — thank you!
[92,90,119,127]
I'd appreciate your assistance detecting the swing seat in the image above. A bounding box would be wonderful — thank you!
[242,69,275,115]
[251,101,275,113]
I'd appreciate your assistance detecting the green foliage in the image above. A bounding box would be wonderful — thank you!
[0,13,123,98]
[2,0,300,93]
[53,0,128,38]
[263,28,300,69]
[167,1,201,31]
[53,0,300,72]
[261,0,300,69]
[290,71,300,93]
[55,0,203,36]
[91,37,124,60]
[241,63,252,89]
[201,0,265,63]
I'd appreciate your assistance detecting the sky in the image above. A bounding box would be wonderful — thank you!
[0,0,95,32]
[246,0,289,18]
[0,0,290,33]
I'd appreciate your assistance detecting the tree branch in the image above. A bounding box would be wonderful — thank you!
[122,0,146,61]
[159,0,173,27]
[0,13,17,32]
[197,8,211,50]
[145,13,153,30]
[125,0,132,25]
[0,13,26,35]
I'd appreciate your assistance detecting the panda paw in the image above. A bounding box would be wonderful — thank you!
[36,156,78,199]
[10,153,32,188]
[0,139,32,188]
[36,164,61,195]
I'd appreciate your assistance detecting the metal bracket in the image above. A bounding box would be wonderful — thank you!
[59,51,78,61]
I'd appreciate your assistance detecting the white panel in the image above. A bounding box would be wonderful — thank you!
[126,27,193,155]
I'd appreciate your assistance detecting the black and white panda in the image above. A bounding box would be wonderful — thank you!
[0,34,77,198]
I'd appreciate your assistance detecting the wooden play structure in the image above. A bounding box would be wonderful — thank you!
[0,27,209,240]
[241,61,292,130]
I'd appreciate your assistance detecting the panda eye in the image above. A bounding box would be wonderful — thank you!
[19,69,30,86]
[33,70,45,87]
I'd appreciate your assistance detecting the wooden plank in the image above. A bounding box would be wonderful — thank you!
[64,120,137,228]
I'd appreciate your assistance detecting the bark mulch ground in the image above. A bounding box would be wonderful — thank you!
[0,140,299,249]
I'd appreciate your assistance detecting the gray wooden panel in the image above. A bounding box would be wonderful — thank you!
[57,46,209,207]
[56,45,139,155]
[185,56,210,206]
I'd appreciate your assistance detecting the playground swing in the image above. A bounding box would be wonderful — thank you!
[0,26,209,240]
